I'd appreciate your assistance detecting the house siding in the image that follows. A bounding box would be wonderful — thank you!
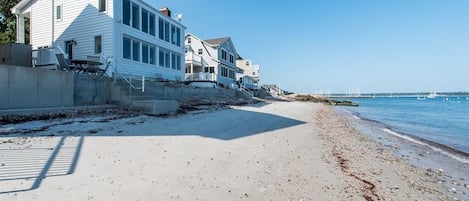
[19,0,185,80]
[53,0,114,60]
[113,0,185,80]
[30,0,53,48]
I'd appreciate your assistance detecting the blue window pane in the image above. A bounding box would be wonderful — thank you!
[123,37,131,59]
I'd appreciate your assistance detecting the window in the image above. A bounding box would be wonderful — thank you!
[149,13,155,36]
[164,21,170,42]
[252,72,256,76]
[158,18,164,40]
[198,48,202,55]
[149,46,156,65]
[187,37,191,44]
[221,49,227,60]
[176,54,181,70]
[176,27,181,46]
[56,5,62,20]
[132,3,139,29]
[123,0,130,25]
[159,49,165,66]
[142,44,149,63]
[229,54,234,63]
[171,53,176,69]
[123,37,131,59]
[229,70,235,79]
[171,25,176,45]
[221,67,228,77]
[246,61,249,66]
[132,40,140,61]
[141,9,148,33]
[99,0,106,12]
[164,50,170,68]
[94,35,102,54]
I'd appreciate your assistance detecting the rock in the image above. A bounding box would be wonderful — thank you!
[88,129,98,134]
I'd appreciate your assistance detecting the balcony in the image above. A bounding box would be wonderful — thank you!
[185,72,216,82]
[185,52,203,66]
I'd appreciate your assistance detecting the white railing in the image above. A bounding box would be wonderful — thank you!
[113,62,145,96]
[239,85,254,98]
[185,52,202,63]
[185,72,216,82]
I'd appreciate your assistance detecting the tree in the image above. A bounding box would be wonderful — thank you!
[0,0,27,44]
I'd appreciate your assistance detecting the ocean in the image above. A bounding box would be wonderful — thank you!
[342,96,469,155]
[338,94,469,200]
[337,95,469,199]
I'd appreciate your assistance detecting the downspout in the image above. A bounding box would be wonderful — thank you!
[51,0,55,46]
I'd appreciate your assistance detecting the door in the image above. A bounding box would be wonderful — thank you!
[65,40,75,60]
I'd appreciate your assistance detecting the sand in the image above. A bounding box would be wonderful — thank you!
[0,101,455,200]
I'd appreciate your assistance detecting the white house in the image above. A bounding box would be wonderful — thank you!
[11,0,186,81]
[184,33,240,88]
[236,57,260,90]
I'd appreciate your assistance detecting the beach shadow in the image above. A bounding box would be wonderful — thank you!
[0,106,305,194]
[106,107,306,140]
[0,135,84,194]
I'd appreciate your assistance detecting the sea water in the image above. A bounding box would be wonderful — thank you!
[344,96,469,155]
[338,96,469,199]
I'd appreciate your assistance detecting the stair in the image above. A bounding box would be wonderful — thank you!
[110,78,179,115]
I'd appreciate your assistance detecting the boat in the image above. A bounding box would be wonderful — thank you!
[417,96,426,100]
[427,91,437,99]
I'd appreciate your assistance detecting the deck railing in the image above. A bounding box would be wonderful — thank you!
[185,72,216,82]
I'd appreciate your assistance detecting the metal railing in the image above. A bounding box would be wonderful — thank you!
[239,84,254,98]
[185,72,216,82]
[113,62,145,96]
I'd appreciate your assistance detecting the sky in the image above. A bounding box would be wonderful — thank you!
[151,0,469,93]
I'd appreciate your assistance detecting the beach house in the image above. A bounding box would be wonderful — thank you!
[236,58,260,90]
[11,0,186,80]
[184,33,240,88]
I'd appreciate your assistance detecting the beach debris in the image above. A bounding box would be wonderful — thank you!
[293,94,359,106]
[436,169,444,176]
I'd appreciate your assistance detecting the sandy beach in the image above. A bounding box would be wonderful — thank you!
[0,101,455,200]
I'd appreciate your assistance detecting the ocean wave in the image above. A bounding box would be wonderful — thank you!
[381,128,469,164]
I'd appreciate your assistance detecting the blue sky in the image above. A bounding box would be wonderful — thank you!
[152,0,469,93]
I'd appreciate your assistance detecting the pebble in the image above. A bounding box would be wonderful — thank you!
[465,184,469,189]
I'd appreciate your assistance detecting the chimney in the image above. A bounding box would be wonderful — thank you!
[160,7,171,17]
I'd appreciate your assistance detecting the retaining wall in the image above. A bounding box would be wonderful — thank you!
[0,65,74,109]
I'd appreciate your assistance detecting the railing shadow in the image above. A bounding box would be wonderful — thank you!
[0,135,84,194]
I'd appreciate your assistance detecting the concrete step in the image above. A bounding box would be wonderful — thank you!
[131,100,179,115]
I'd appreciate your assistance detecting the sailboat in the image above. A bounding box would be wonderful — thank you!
[427,91,437,99]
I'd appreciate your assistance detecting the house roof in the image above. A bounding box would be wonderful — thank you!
[11,0,34,14]
[205,37,230,46]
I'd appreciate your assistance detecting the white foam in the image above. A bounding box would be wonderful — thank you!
[381,128,469,164]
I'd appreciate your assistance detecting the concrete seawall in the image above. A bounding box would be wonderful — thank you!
[0,65,74,109]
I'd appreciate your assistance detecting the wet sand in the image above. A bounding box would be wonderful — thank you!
[0,101,455,200]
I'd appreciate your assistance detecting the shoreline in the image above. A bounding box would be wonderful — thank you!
[337,107,469,199]
[0,101,460,200]
[340,108,469,162]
